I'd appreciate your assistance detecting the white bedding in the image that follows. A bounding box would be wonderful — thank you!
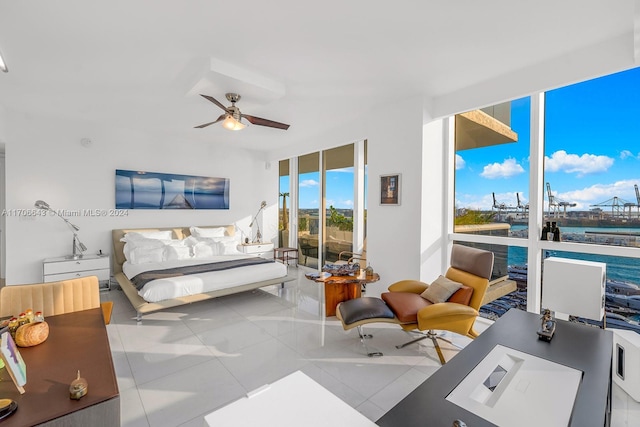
[123,254,288,303]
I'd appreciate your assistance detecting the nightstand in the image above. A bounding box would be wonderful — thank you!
[237,242,274,257]
[43,254,111,290]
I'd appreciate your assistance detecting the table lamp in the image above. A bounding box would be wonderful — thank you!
[34,200,87,259]
[249,201,267,243]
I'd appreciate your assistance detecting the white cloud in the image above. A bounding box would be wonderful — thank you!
[455,154,466,170]
[457,191,525,211]
[620,150,640,160]
[557,179,640,209]
[480,158,525,179]
[544,150,613,176]
[299,179,318,188]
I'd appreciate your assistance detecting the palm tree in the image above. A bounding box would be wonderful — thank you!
[279,192,289,230]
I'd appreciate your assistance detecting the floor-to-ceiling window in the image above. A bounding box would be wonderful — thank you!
[298,152,320,268]
[453,99,531,317]
[542,67,640,327]
[451,67,640,332]
[279,141,367,270]
[278,160,290,248]
[322,144,354,263]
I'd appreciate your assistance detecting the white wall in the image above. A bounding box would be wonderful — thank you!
[0,106,6,281]
[420,119,447,281]
[3,109,276,284]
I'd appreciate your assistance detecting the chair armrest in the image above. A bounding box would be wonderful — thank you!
[388,280,429,294]
[416,302,478,325]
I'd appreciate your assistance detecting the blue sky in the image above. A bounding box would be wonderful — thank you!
[281,167,362,210]
[455,66,640,211]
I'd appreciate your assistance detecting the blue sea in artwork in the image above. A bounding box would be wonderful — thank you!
[115,170,229,209]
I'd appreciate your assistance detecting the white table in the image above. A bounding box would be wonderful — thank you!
[237,242,274,257]
[203,371,377,427]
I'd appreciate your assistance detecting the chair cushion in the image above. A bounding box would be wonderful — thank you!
[448,285,473,306]
[338,297,395,325]
[450,244,494,280]
[382,292,432,323]
[420,275,463,303]
[382,285,474,324]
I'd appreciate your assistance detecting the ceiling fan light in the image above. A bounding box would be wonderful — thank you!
[222,114,246,131]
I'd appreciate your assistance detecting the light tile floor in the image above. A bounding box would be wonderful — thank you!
[101,268,640,426]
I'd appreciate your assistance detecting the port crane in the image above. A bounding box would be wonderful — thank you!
[591,196,633,219]
[516,192,529,218]
[623,184,640,219]
[546,182,576,218]
[492,192,514,221]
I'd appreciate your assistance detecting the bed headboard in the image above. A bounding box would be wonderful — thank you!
[111,225,236,274]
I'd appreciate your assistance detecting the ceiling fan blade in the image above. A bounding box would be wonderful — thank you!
[199,94,228,112]
[242,114,290,130]
[194,114,226,128]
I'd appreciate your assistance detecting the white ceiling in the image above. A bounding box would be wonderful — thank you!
[0,0,638,152]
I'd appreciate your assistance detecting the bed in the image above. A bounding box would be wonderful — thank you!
[112,226,295,321]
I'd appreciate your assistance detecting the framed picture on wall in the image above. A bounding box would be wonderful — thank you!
[380,174,401,206]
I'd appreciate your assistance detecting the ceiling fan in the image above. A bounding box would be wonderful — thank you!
[194,93,290,131]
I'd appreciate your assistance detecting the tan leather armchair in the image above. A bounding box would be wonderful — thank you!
[0,276,113,324]
[381,244,494,363]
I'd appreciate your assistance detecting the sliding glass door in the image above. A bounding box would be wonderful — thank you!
[298,153,320,268]
[322,144,354,262]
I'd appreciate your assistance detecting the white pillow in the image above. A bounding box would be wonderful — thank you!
[217,236,241,254]
[193,241,222,259]
[121,230,173,242]
[123,238,167,262]
[129,247,165,264]
[420,275,463,303]
[163,242,192,261]
[190,226,226,238]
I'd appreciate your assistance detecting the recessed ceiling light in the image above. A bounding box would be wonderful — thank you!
[0,47,8,73]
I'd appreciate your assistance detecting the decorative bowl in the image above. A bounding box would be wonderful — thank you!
[322,263,360,276]
[15,321,49,347]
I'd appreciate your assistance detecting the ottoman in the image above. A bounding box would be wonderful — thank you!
[336,297,398,357]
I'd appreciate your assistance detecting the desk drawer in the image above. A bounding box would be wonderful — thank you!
[44,268,110,283]
[43,257,109,275]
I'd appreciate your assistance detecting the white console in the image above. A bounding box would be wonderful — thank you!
[612,328,640,402]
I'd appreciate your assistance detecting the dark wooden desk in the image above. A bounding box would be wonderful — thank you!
[377,309,613,427]
[306,272,380,316]
[0,308,119,426]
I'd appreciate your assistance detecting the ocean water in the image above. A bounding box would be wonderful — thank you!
[508,226,640,284]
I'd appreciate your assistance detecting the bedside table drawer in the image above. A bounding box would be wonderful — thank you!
[43,257,110,275]
[44,268,110,283]
[238,243,274,254]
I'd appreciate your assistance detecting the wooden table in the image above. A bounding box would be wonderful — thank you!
[0,308,119,426]
[305,271,380,316]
